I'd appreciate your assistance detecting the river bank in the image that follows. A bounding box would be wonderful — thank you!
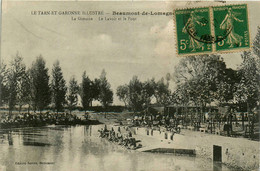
[0,111,102,129]
[91,112,259,170]
[101,124,259,170]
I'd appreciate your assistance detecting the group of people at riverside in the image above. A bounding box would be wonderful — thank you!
[98,126,142,150]
[0,112,83,128]
[130,109,258,138]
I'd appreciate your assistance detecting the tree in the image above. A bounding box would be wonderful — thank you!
[253,26,260,87]
[128,76,145,112]
[142,78,156,108]
[98,69,113,109]
[116,84,129,108]
[253,26,260,58]
[92,78,101,103]
[234,51,259,112]
[117,78,156,110]
[51,61,67,113]
[17,69,31,113]
[214,68,240,106]
[172,54,232,124]
[154,77,170,105]
[6,53,26,114]
[30,55,51,112]
[80,71,93,113]
[67,76,79,114]
[0,62,8,107]
[173,54,227,107]
[165,73,171,86]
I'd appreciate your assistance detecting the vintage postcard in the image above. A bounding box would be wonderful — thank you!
[0,1,259,171]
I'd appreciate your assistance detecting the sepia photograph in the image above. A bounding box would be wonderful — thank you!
[0,1,259,171]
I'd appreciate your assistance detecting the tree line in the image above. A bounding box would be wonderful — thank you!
[116,75,171,112]
[116,27,260,113]
[1,27,259,114]
[0,55,113,114]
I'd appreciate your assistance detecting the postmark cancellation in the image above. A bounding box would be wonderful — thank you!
[174,4,250,56]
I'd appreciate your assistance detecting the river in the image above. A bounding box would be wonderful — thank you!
[0,125,233,171]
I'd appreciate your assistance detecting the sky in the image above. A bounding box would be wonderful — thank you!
[1,1,260,105]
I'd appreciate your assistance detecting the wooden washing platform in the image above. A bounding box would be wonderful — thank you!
[138,147,195,156]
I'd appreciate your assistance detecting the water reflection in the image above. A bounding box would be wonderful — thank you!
[213,162,223,171]
[0,125,233,171]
